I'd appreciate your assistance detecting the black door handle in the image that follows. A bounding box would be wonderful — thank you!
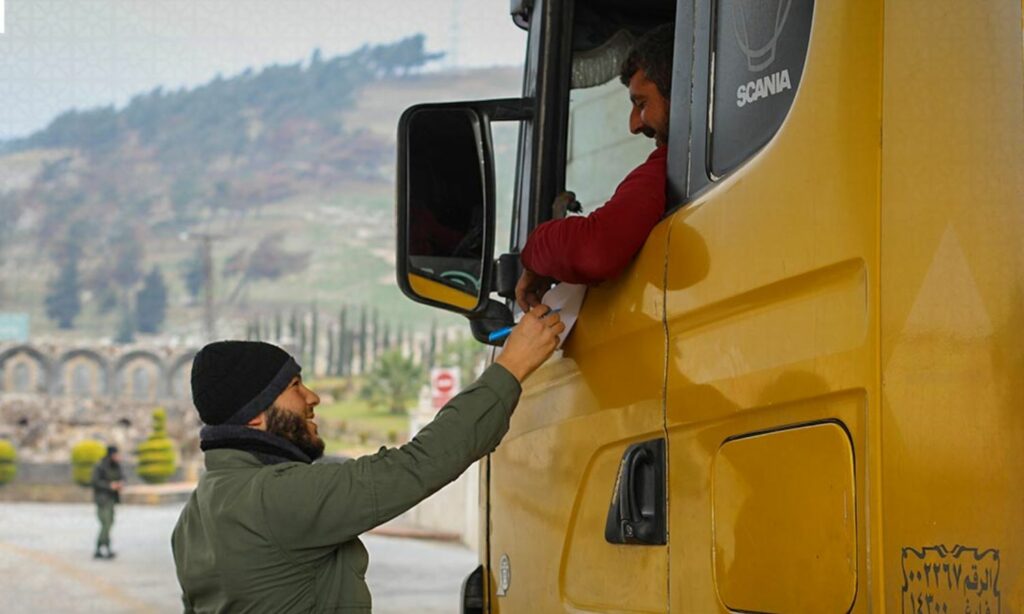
[605,438,666,545]
[619,446,650,539]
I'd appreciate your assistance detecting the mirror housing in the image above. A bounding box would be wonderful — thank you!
[396,98,532,344]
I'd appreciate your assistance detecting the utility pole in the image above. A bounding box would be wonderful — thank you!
[182,231,224,341]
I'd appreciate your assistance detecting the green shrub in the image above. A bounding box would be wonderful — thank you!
[0,440,16,485]
[136,407,178,484]
[71,440,107,486]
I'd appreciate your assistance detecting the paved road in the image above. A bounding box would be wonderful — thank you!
[0,502,476,613]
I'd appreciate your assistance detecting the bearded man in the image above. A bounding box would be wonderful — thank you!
[171,305,563,612]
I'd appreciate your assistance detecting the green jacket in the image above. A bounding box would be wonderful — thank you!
[91,457,123,506]
[171,364,520,613]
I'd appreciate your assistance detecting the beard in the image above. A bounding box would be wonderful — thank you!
[642,112,670,146]
[265,404,325,461]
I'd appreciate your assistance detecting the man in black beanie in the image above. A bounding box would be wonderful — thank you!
[172,305,564,613]
[186,339,324,463]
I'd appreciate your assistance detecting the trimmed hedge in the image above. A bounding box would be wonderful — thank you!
[71,439,107,486]
[0,439,16,485]
[137,407,177,484]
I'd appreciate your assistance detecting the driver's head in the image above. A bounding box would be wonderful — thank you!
[620,23,674,146]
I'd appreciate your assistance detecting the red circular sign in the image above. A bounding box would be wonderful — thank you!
[434,372,455,394]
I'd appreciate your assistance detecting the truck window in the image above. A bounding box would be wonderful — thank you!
[566,10,674,214]
[566,77,655,212]
[493,121,520,254]
[708,0,813,177]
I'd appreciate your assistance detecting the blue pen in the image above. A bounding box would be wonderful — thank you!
[488,308,561,343]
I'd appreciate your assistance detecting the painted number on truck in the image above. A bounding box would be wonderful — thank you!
[901,545,1001,614]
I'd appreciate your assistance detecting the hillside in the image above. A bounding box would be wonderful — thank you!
[0,39,523,342]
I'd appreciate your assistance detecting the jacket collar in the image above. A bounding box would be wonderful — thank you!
[200,424,312,465]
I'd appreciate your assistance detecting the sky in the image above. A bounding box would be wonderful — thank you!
[0,0,527,140]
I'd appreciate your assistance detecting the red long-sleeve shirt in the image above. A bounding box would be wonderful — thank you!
[520,145,667,285]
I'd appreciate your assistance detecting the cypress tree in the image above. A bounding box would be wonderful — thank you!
[180,249,204,304]
[135,267,168,334]
[310,304,319,375]
[325,326,335,377]
[115,304,135,344]
[341,330,353,376]
[298,311,307,365]
[358,305,368,374]
[336,306,348,376]
[372,308,381,361]
[44,260,82,329]
[419,339,429,371]
[428,320,438,370]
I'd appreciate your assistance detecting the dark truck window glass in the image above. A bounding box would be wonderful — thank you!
[709,0,813,177]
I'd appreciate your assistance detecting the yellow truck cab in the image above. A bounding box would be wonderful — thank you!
[395,0,1024,611]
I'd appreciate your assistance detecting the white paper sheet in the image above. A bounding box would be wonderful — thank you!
[541,282,587,348]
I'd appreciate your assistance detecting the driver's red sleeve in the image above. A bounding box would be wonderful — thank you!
[520,145,667,285]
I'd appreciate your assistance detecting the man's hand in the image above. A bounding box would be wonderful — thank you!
[551,191,580,220]
[495,305,566,382]
[112,481,124,491]
[515,269,555,312]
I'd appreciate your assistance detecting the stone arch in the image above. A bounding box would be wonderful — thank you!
[168,350,199,401]
[57,349,111,397]
[114,350,168,401]
[0,345,53,393]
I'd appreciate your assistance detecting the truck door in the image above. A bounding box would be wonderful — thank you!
[662,0,880,611]
[486,1,674,611]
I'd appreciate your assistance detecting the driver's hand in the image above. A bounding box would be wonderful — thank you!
[516,268,555,312]
[551,191,578,220]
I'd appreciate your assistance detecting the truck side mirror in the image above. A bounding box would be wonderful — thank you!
[396,98,533,344]
[396,105,495,316]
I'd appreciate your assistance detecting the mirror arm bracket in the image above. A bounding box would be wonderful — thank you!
[478,97,535,122]
[492,253,521,300]
[469,299,515,345]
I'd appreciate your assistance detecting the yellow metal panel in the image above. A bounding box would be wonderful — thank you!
[880,0,1024,612]
[560,440,662,611]
[664,0,882,610]
[670,259,868,387]
[713,422,856,613]
[487,220,670,613]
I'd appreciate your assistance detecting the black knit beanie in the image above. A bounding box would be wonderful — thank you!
[190,341,301,426]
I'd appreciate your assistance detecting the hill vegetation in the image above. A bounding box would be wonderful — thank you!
[0,36,522,342]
